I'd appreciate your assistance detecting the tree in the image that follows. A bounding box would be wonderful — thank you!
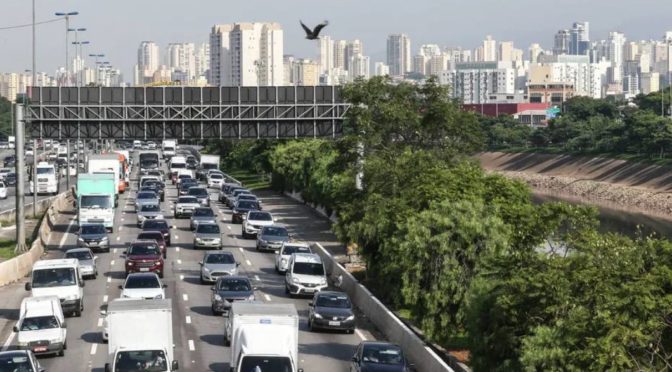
[0,96,12,139]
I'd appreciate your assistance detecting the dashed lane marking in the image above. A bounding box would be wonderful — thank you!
[175,235,179,240]
[188,340,195,351]
[103,295,108,303]
[239,247,244,253]
[97,318,103,327]
[90,343,97,355]
[254,275,260,281]
[176,247,180,252]
[110,260,115,266]
[227,225,231,230]
[1,332,15,352]
[185,316,191,324]
[355,329,368,341]
[245,259,252,266]
[107,277,111,283]
[177,259,182,264]
[116,237,120,241]
[180,275,184,280]
[183,294,188,301]
[263,294,271,302]
[113,248,118,254]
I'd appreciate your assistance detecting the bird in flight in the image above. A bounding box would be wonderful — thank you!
[300,20,329,40]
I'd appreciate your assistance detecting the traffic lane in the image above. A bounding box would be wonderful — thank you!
[0,175,74,213]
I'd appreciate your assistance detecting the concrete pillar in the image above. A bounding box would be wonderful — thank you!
[14,105,27,254]
[66,139,70,189]
[32,139,37,217]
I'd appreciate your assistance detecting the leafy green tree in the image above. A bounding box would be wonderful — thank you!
[0,96,12,139]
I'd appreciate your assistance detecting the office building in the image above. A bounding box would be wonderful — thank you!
[387,34,411,76]
[344,40,363,72]
[554,30,571,55]
[570,22,590,55]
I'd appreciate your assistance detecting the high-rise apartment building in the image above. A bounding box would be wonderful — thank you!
[209,24,233,86]
[554,30,570,55]
[608,31,626,83]
[194,43,210,79]
[134,41,160,85]
[344,40,363,72]
[442,62,516,104]
[319,36,334,75]
[166,43,196,81]
[482,36,497,61]
[333,40,347,70]
[350,54,370,80]
[387,34,411,77]
[374,62,390,76]
[570,22,590,55]
[499,41,513,62]
[531,54,602,99]
[293,59,319,85]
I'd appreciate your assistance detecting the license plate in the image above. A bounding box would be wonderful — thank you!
[139,268,149,272]
[328,321,341,326]
[304,288,315,293]
[88,242,98,246]
[33,346,47,352]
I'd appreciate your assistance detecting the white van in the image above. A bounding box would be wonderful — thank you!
[169,156,187,184]
[25,259,85,317]
[15,296,67,357]
[284,253,328,297]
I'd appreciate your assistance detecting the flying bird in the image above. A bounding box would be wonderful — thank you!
[300,20,329,40]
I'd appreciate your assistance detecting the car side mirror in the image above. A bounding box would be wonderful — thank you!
[236,262,240,267]
[351,356,358,362]
[298,369,303,372]
[253,286,259,291]
[100,310,107,316]
[163,284,167,288]
[25,282,31,291]
[94,256,99,261]
[118,285,123,290]
[199,261,203,266]
[13,325,18,333]
[211,287,216,291]
[39,368,45,372]
[274,251,280,255]
[105,363,111,372]
[171,360,179,371]
[80,280,85,287]
[408,363,415,368]
[61,321,67,328]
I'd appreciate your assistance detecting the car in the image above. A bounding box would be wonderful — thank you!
[141,179,165,201]
[207,173,225,188]
[134,191,160,212]
[64,248,98,279]
[174,196,201,218]
[187,186,210,207]
[137,231,168,259]
[77,223,110,252]
[226,188,251,208]
[231,200,260,224]
[308,291,356,333]
[284,253,328,296]
[147,141,157,150]
[256,225,291,252]
[186,157,198,169]
[137,203,164,227]
[119,273,166,299]
[25,147,34,156]
[0,181,7,199]
[190,207,217,230]
[138,175,161,189]
[123,240,164,278]
[199,251,240,284]
[0,168,12,179]
[235,193,261,209]
[242,211,275,239]
[0,350,44,371]
[194,223,223,250]
[14,297,67,357]
[350,342,413,372]
[141,219,172,246]
[3,155,16,167]
[4,172,16,186]
[275,242,312,273]
[218,183,243,203]
[210,276,255,316]
[178,178,199,195]
[176,174,193,186]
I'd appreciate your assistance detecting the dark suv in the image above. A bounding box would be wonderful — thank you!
[124,240,164,278]
[141,219,172,246]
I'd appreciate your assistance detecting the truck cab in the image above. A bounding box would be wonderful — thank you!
[30,162,59,195]
[77,173,116,231]
[25,259,85,317]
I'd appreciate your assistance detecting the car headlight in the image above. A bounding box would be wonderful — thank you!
[214,294,222,301]
[64,294,79,301]
[154,294,163,299]
[127,262,134,266]
[259,239,267,244]
[314,313,323,319]
[77,237,84,243]
[346,315,355,321]
[156,214,164,219]
[101,236,109,241]
[17,341,28,347]
[320,277,327,285]
[49,337,63,343]
[280,258,287,264]
[203,267,210,272]
[213,238,221,243]
[196,238,204,243]
[155,261,162,265]
[292,277,300,284]
[138,215,146,221]
[248,294,255,301]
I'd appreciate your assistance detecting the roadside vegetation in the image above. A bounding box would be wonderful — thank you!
[205,77,672,370]
[0,239,17,260]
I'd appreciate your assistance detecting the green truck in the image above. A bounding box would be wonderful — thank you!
[77,173,116,231]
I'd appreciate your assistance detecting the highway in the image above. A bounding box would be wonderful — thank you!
[0,150,377,371]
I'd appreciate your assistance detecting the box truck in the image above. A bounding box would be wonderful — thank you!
[77,173,116,231]
[162,140,177,159]
[197,155,220,180]
[104,299,178,372]
[30,162,59,195]
[88,154,122,205]
[225,302,302,372]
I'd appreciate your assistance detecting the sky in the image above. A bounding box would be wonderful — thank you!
[1,0,672,80]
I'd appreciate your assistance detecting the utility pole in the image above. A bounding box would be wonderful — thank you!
[14,105,27,254]
[32,139,37,217]
[32,0,36,89]
[66,139,71,190]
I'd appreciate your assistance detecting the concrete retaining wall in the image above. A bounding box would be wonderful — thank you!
[0,192,70,287]
[0,194,64,225]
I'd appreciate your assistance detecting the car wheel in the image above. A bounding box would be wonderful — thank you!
[285,284,290,295]
[94,271,98,279]
[63,340,67,350]
[200,274,206,285]
[158,271,164,279]
[308,319,314,332]
[212,306,220,316]
[224,337,230,347]
[58,347,65,357]
[242,231,247,239]
[163,253,167,259]
[256,243,260,252]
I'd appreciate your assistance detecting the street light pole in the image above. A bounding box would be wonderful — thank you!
[32,0,36,89]
[14,105,27,254]
[55,11,79,86]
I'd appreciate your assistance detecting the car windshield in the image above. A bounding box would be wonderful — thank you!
[178,175,192,179]
[188,188,208,197]
[141,161,158,168]
[128,244,160,255]
[236,201,258,210]
[233,190,250,196]
[240,356,292,372]
[144,181,162,188]
[178,197,198,203]
[197,224,220,234]
[19,316,59,331]
[36,167,54,175]
[293,262,325,276]
[66,251,93,261]
[124,276,160,289]
[81,195,113,209]
[137,192,156,200]
[238,194,256,201]
[249,212,272,221]
[81,224,106,235]
[31,268,76,288]
[263,227,288,237]
[0,353,32,371]
[282,245,311,255]
[115,350,167,372]
[316,295,351,309]
[362,345,404,365]
[138,233,163,242]
[143,221,168,230]
[193,208,214,217]
[206,254,234,264]
[171,163,186,169]
[140,204,161,212]
[218,278,251,292]
[210,174,223,179]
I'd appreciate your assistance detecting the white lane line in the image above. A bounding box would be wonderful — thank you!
[355,329,368,341]
[176,247,180,252]
[57,215,77,249]
[110,260,115,266]
[120,217,124,221]
[103,295,108,303]
[90,343,98,355]
[254,275,260,281]
[180,274,184,280]
[97,318,103,327]
[177,259,182,264]
[263,294,271,302]
[185,316,191,324]
[113,248,118,254]
[1,332,15,352]
[116,236,120,241]
[239,247,244,253]
[107,277,111,283]
[245,259,252,266]
[175,235,179,240]
[119,226,123,231]
[227,225,231,230]
[182,294,188,301]
[188,340,195,351]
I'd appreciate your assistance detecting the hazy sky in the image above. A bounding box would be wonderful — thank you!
[2,0,672,80]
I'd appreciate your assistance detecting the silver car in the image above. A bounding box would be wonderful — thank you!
[64,248,98,279]
[199,251,240,283]
[275,242,312,273]
[137,203,164,227]
[135,191,160,212]
[194,223,223,250]
[190,207,217,230]
[174,196,200,218]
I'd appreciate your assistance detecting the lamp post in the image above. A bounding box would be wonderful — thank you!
[68,27,86,85]
[31,0,36,90]
[54,11,79,86]
[72,41,90,86]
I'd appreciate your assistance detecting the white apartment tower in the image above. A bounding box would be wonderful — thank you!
[230,22,284,86]
[333,40,347,70]
[387,34,411,77]
[350,54,370,80]
[483,35,497,62]
[319,36,334,75]
[166,43,196,81]
[134,41,160,85]
[608,31,626,83]
[209,24,233,86]
[345,40,363,72]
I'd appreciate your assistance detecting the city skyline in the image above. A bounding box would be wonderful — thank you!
[1,0,672,78]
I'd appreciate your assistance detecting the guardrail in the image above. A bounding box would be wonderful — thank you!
[0,191,71,287]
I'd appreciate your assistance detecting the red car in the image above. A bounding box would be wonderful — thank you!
[124,240,164,278]
[137,231,167,258]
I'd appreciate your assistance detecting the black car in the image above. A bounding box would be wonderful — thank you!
[186,156,198,169]
[232,200,260,224]
[210,276,254,316]
[3,155,16,168]
[141,219,172,246]
[77,223,110,252]
[350,342,413,372]
[308,291,356,333]
[4,173,16,186]
[179,178,199,195]
[141,180,165,201]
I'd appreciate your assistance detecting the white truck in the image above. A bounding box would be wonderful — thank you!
[226,302,302,372]
[162,139,177,159]
[197,155,220,180]
[104,299,178,372]
[88,154,121,206]
[30,162,59,195]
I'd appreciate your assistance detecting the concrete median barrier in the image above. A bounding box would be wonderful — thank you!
[0,191,71,287]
